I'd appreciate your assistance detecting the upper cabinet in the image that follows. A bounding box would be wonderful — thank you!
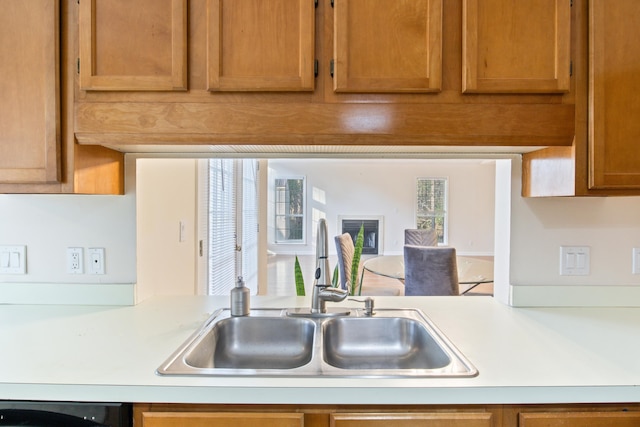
[588,0,640,189]
[74,0,575,150]
[0,0,60,184]
[0,0,123,194]
[522,0,640,197]
[207,0,316,92]
[462,0,571,93]
[333,0,442,93]
[79,0,187,91]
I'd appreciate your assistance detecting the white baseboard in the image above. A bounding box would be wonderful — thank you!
[510,285,640,307]
[0,283,135,305]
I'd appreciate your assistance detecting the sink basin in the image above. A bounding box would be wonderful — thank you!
[157,308,477,378]
[185,316,315,370]
[322,317,450,370]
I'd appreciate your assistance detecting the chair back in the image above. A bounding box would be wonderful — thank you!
[334,233,355,290]
[404,228,437,246]
[403,245,459,296]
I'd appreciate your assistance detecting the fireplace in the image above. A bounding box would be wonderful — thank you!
[341,218,380,255]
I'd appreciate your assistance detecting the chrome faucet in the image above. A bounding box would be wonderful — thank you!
[311,218,348,313]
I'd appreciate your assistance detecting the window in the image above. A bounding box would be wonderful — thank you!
[416,177,448,244]
[274,177,305,243]
[207,159,259,295]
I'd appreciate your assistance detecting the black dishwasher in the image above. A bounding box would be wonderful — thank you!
[0,402,131,427]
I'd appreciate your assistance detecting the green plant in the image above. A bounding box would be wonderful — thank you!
[350,224,365,295]
[294,255,305,296]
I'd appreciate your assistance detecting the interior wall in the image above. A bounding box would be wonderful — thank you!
[508,155,640,289]
[267,159,497,257]
[0,158,137,304]
[135,158,198,302]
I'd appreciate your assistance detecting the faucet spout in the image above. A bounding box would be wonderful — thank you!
[311,218,348,313]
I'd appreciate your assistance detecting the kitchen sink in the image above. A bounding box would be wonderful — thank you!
[157,308,477,378]
[322,317,451,370]
[185,316,315,370]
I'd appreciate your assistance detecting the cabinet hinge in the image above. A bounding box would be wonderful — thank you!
[77,58,80,74]
[314,59,318,78]
[331,0,334,8]
[570,60,573,77]
[199,240,203,257]
[330,59,334,78]
[314,0,318,8]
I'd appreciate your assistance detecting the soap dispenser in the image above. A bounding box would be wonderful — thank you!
[230,276,250,316]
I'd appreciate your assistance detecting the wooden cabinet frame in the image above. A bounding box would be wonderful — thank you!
[0,0,60,184]
[79,0,187,91]
[207,0,316,91]
[333,0,443,93]
[462,0,571,93]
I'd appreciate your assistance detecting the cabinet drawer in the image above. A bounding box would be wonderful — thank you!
[141,411,304,427]
[520,411,640,427]
[331,412,493,427]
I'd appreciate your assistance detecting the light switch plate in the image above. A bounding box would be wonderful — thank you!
[560,246,590,276]
[0,245,27,274]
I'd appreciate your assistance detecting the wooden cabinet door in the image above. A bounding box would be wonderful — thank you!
[79,0,187,91]
[520,411,640,427]
[140,411,304,427]
[0,0,60,184]
[333,0,442,93]
[462,0,571,93]
[331,412,493,427]
[589,0,640,189]
[207,0,315,91]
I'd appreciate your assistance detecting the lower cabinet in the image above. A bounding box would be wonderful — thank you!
[135,404,640,427]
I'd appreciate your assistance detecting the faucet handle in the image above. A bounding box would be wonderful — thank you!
[349,297,375,316]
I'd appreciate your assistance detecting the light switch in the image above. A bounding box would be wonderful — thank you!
[560,246,590,276]
[0,245,27,274]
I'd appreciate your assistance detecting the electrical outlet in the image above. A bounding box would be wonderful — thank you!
[67,247,83,274]
[88,247,105,275]
[633,248,640,275]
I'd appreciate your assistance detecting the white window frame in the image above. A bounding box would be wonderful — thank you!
[274,176,306,244]
[415,177,448,245]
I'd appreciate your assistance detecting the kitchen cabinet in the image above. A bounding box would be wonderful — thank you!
[75,0,575,149]
[0,0,60,185]
[462,0,571,93]
[503,405,640,427]
[79,0,187,91]
[0,0,123,194]
[333,0,442,93]
[588,0,640,189]
[207,0,315,92]
[522,0,640,196]
[134,405,499,427]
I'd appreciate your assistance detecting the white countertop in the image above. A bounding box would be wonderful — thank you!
[1,295,639,405]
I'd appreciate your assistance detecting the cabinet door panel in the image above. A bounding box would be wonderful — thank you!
[333,0,442,93]
[331,412,493,427]
[463,0,570,93]
[589,0,640,189]
[79,0,187,91]
[520,411,640,427]
[0,0,60,183]
[141,411,304,427]
[207,0,315,91]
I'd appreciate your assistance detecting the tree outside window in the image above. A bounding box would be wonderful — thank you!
[275,177,305,243]
[416,177,448,244]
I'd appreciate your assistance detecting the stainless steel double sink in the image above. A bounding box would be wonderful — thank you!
[157,308,477,378]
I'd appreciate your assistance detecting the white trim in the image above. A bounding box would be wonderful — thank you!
[510,285,640,307]
[0,283,135,305]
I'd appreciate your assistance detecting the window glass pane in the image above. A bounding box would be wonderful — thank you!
[275,177,305,243]
[416,177,448,244]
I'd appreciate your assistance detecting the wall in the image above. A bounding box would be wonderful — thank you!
[135,158,199,302]
[0,158,137,305]
[267,158,496,257]
[499,156,640,306]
